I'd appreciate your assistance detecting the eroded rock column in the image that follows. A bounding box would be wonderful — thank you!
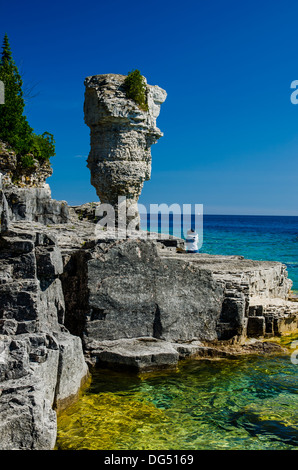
[84,73,166,229]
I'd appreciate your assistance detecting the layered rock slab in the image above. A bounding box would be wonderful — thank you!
[0,331,88,450]
[83,238,224,347]
[0,140,69,227]
[0,224,88,450]
[52,221,297,369]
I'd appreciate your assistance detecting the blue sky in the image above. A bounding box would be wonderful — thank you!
[1,0,298,215]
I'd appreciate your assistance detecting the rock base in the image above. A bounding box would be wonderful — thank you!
[85,336,289,373]
[0,212,297,450]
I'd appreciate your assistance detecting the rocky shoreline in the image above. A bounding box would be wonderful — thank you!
[0,73,297,450]
[0,201,297,449]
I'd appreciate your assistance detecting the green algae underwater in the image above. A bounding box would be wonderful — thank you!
[55,333,298,451]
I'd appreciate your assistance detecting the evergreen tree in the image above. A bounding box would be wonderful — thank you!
[0,34,55,169]
[123,70,148,111]
[0,33,33,154]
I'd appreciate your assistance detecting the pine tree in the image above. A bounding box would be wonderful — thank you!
[123,70,148,111]
[0,33,33,154]
[0,34,55,168]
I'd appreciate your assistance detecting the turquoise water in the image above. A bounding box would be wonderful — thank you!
[56,214,298,450]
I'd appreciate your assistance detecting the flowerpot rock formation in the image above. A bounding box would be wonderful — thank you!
[84,73,167,228]
[1,73,298,450]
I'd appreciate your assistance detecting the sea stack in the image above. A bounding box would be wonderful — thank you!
[84,73,166,228]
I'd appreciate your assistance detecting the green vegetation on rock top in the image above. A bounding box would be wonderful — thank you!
[123,69,148,111]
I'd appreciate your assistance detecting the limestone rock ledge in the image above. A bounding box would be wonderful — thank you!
[0,211,297,449]
[0,224,88,450]
[86,336,289,372]
[62,232,297,370]
[23,213,297,369]
[0,140,69,226]
[0,332,88,450]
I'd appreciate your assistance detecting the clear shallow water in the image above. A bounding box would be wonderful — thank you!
[56,215,298,450]
[56,335,298,450]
